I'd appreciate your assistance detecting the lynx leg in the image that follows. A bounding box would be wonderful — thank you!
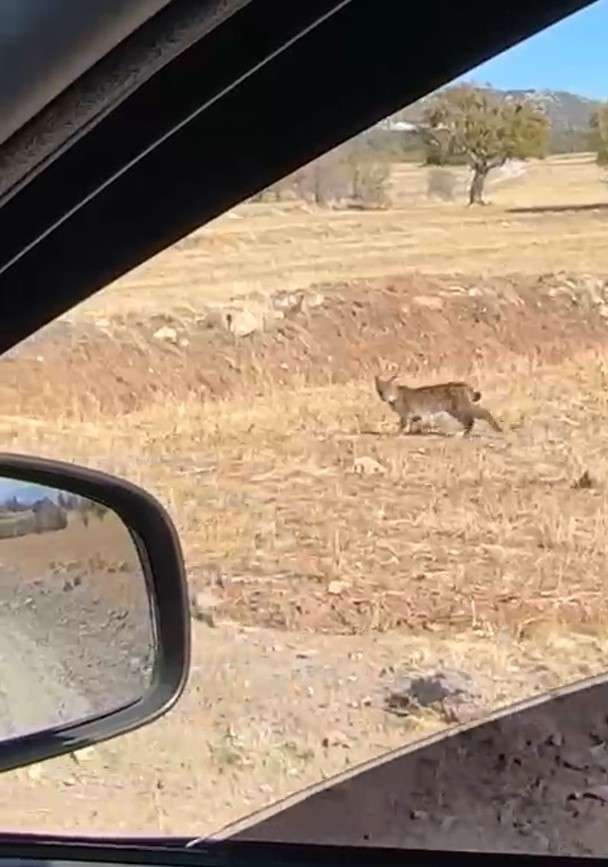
[399,414,421,435]
[457,415,475,437]
[409,415,423,434]
[398,415,413,434]
[472,404,502,433]
[452,405,501,436]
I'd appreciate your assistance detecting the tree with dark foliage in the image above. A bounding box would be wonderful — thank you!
[590,103,608,168]
[420,85,550,205]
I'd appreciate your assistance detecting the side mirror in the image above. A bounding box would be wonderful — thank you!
[0,453,190,773]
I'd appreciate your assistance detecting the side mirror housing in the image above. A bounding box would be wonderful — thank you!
[0,453,190,773]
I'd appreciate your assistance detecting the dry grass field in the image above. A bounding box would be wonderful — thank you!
[2,151,608,841]
[63,151,608,318]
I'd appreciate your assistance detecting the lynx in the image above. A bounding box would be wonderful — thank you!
[374,371,502,437]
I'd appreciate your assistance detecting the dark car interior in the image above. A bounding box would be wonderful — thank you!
[0,0,602,864]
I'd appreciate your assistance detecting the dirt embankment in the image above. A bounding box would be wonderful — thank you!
[3,271,608,418]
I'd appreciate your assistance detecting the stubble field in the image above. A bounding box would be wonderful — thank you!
[1,152,608,843]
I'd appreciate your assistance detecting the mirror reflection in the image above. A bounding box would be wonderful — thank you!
[0,476,157,740]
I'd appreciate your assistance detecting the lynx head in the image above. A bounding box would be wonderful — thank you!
[374,371,399,406]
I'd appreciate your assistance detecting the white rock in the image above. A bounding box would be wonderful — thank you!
[227,308,264,337]
[412,295,444,310]
[306,292,325,309]
[328,580,351,595]
[70,746,97,764]
[353,456,386,476]
[153,326,178,342]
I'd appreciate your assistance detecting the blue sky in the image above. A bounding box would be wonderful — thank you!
[0,480,60,503]
[459,0,607,99]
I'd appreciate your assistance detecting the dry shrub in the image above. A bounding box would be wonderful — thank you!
[293,150,352,206]
[248,175,297,202]
[350,157,391,209]
[249,137,392,209]
[426,167,458,201]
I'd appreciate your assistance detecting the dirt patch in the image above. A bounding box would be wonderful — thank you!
[224,672,608,856]
[5,621,608,842]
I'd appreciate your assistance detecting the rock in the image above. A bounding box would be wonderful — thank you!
[270,288,324,316]
[327,580,351,595]
[272,290,303,314]
[191,590,221,609]
[572,470,595,490]
[191,591,221,626]
[26,763,43,781]
[321,730,351,749]
[70,746,97,764]
[153,326,178,343]
[412,295,444,311]
[305,291,325,309]
[227,308,262,337]
[352,456,386,476]
[201,302,284,337]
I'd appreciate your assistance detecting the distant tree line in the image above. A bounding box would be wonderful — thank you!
[0,490,111,539]
[57,492,110,523]
[0,497,68,539]
[0,491,108,522]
